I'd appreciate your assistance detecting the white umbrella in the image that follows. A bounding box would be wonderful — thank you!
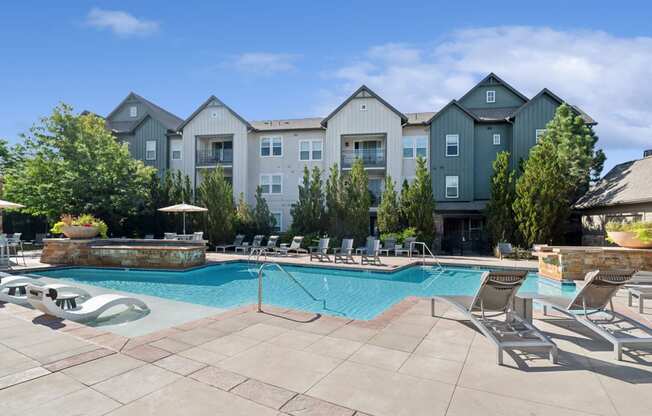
[158,203,208,234]
[0,199,25,209]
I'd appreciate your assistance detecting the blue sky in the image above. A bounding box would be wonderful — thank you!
[2,1,652,173]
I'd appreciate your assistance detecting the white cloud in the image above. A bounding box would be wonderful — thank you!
[86,8,159,37]
[325,26,652,153]
[229,53,299,75]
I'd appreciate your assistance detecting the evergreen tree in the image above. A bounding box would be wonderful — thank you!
[325,164,344,237]
[377,175,400,234]
[404,157,436,244]
[290,166,325,233]
[485,151,517,244]
[342,158,370,243]
[197,167,234,245]
[234,192,255,236]
[399,179,411,228]
[253,186,276,235]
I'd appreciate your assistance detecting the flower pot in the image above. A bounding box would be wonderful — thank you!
[607,231,652,249]
[62,225,99,239]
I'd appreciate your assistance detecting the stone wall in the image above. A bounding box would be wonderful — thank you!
[41,238,206,269]
[535,246,652,281]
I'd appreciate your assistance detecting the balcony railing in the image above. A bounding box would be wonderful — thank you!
[196,149,233,167]
[341,148,386,168]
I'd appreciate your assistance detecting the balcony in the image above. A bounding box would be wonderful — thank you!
[341,148,386,169]
[196,148,233,167]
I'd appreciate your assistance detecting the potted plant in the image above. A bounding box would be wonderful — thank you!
[51,214,108,239]
[605,220,652,249]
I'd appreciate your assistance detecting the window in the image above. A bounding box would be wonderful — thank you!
[402,137,414,158]
[271,212,282,232]
[129,105,137,117]
[145,140,156,160]
[360,104,368,111]
[486,90,496,103]
[535,129,546,143]
[260,174,282,194]
[299,140,322,161]
[260,137,282,157]
[416,137,428,158]
[402,136,428,159]
[445,134,459,157]
[493,134,501,145]
[445,176,459,198]
[171,142,182,161]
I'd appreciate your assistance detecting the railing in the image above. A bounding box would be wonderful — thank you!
[409,241,443,270]
[196,148,233,167]
[341,148,386,168]
[257,262,326,313]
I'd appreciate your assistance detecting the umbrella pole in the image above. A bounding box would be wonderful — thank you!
[183,212,187,235]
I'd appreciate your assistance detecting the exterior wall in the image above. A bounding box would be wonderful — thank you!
[247,129,326,231]
[401,125,430,183]
[430,105,475,202]
[511,93,560,165]
[459,84,526,109]
[133,117,169,173]
[472,123,510,200]
[168,136,184,172]
[580,202,652,246]
[111,100,146,122]
[181,101,249,199]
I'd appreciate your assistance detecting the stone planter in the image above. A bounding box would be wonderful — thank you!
[607,231,652,249]
[62,225,99,239]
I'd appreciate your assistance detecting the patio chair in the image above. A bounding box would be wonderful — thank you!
[433,270,558,365]
[216,234,245,252]
[309,238,331,262]
[164,232,178,240]
[31,233,46,248]
[394,237,417,256]
[355,236,375,255]
[379,238,396,256]
[27,284,148,322]
[333,239,354,264]
[495,242,516,260]
[535,269,652,360]
[1,275,91,305]
[265,235,279,251]
[360,239,382,266]
[8,233,25,266]
[247,235,265,253]
[276,236,307,256]
[192,232,204,241]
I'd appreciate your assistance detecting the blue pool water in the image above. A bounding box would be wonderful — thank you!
[34,263,577,320]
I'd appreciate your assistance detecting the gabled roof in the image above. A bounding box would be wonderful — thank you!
[250,117,324,132]
[458,72,529,104]
[321,85,408,127]
[427,100,479,124]
[466,106,520,122]
[177,95,252,131]
[509,88,596,125]
[405,112,437,125]
[106,92,183,132]
[575,156,652,209]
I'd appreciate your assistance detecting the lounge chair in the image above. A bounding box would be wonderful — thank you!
[27,284,148,322]
[355,236,374,255]
[1,275,91,305]
[309,238,331,262]
[276,236,306,256]
[379,238,396,256]
[360,239,382,265]
[164,232,178,240]
[433,270,558,365]
[192,232,204,241]
[535,269,652,360]
[216,234,245,252]
[495,242,516,260]
[247,235,265,253]
[394,237,417,256]
[333,239,354,264]
[264,235,279,252]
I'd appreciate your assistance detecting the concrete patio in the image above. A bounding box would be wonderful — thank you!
[1,288,651,416]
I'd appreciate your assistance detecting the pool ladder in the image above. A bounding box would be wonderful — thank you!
[409,241,444,271]
[257,262,326,313]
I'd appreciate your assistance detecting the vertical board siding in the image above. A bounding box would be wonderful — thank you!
[473,123,509,200]
[512,94,560,165]
[112,100,145,121]
[430,106,475,201]
[134,117,169,174]
[459,85,526,109]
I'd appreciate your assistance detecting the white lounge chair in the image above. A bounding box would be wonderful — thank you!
[433,270,558,365]
[27,284,148,322]
[333,239,354,264]
[276,236,307,256]
[394,237,417,256]
[379,238,396,256]
[535,269,652,360]
[360,239,382,266]
[216,234,245,252]
[1,275,91,305]
[265,235,279,251]
[309,238,331,262]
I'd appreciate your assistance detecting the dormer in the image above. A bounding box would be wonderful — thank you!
[458,73,528,110]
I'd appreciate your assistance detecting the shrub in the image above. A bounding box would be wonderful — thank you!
[605,221,652,243]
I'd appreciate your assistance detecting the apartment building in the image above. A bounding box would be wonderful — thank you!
[105,73,594,252]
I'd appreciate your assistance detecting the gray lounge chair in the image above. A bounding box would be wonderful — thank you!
[333,239,354,264]
[276,236,307,256]
[360,239,382,266]
[216,234,245,252]
[237,235,264,254]
[379,238,396,256]
[394,237,417,256]
[309,238,331,262]
[495,242,516,260]
[433,270,558,365]
[265,235,279,251]
[535,269,652,360]
[355,236,375,255]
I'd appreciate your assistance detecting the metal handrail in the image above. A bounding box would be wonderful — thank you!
[409,241,443,270]
[257,262,326,312]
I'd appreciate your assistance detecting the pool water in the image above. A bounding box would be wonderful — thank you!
[34,263,577,320]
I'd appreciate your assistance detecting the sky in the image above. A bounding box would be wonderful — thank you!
[2,1,652,174]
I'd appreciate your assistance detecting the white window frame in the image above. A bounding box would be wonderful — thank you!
[445,176,459,199]
[493,134,501,145]
[260,136,283,157]
[402,136,429,160]
[129,105,138,117]
[535,129,546,143]
[271,212,282,232]
[260,174,283,195]
[299,139,323,161]
[170,142,182,161]
[445,134,459,157]
[486,90,496,103]
[145,140,156,161]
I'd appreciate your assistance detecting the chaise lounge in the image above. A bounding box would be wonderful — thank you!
[215,234,245,252]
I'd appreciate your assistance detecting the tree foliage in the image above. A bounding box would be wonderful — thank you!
[234,192,255,236]
[253,186,276,235]
[197,167,234,245]
[2,104,155,233]
[403,157,435,243]
[342,159,370,243]
[290,166,325,234]
[485,151,517,244]
[377,175,400,234]
[325,164,345,237]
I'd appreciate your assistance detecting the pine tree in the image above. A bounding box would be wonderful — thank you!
[342,158,371,243]
[253,186,275,235]
[290,166,324,233]
[234,192,255,236]
[325,164,344,237]
[404,157,435,244]
[399,179,411,228]
[485,151,517,244]
[377,175,400,234]
[197,167,234,245]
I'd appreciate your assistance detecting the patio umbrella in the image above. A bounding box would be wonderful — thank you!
[0,199,25,234]
[158,203,208,234]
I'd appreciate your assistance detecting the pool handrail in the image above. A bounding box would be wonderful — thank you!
[409,241,443,270]
[257,262,326,312]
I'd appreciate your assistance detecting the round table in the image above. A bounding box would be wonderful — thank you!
[55,292,80,309]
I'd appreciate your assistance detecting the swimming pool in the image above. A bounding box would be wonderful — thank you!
[34,262,577,320]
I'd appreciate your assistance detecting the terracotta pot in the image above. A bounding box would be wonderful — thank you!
[62,225,99,239]
[607,231,652,249]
